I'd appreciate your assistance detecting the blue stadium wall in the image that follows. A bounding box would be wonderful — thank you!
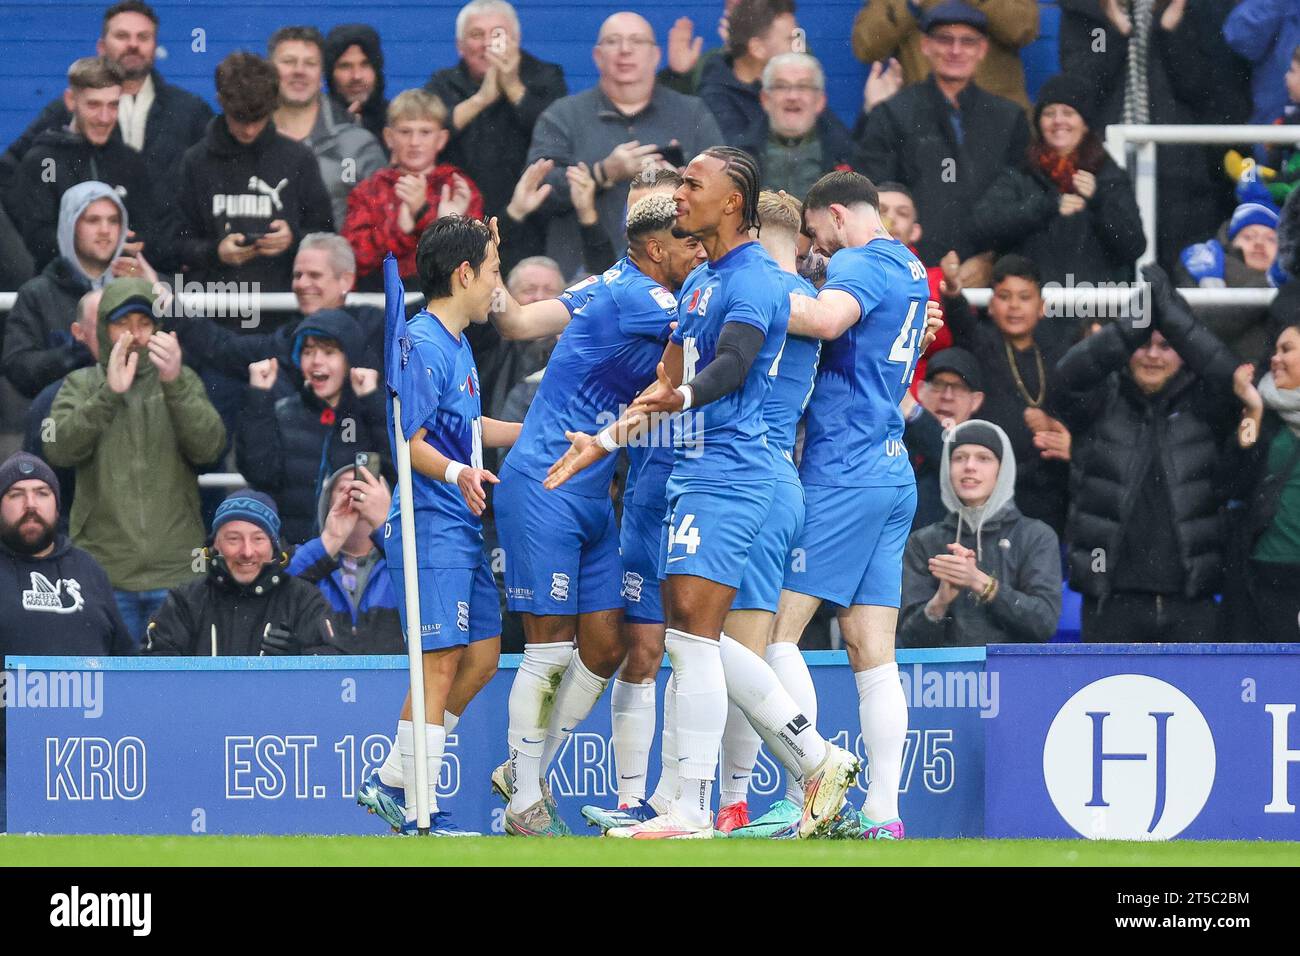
[0,0,1062,148]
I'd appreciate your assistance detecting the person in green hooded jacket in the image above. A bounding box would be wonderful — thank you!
[43,276,227,644]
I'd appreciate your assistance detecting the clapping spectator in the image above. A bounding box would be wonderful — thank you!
[525,12,723,276]
[3,183,128,400]
[657,2,745,95]
[43,278,227,642]
[1225,321,1300,641]
[426,0,567,225]
[1055,265,1239,642]
[143,491,337,656]
[288,463,403,653]
[1224,0,1300,126]
[853,0,1038,111]
[854,0,1030,283]
[269,26,387,226]
[736,52,854,197]
[899,419,1061,647]
[1058,0,1234,267]
[235,310,391,547]
[342,89,483,286]
[173,52,334,296]
[8,57,156,272]
[1176,200,1280,364]
[971,74,1145,286]
[941,255,1072,533]
[696,0,800,143]
[325,24,390,143]
[497,157,616,276]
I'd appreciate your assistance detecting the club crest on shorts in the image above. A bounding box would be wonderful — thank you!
[550,572,570,603]
[456,601,470,631]
[621,571,644,603]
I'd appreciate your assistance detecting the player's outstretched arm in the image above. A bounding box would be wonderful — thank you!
[543,341,680,489]
[490,283,573,341]
[632,323,764,415]
[407,426,499,516]
[482,416,523,448]
[787,289,862,340]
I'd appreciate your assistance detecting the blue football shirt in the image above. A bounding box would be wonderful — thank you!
[799,238,930,488]
[504,257,676,497]
[764,271,822,467]
[385,309,485,568]
[669,241,789,483]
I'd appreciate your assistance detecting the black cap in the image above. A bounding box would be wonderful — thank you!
[950,422,1003,461]
[918,0,989,35]
[0,451,59,512]
[925,347,984,392]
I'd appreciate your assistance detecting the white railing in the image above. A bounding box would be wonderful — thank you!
[1103,124,1300,271]
[0,286,1275,317]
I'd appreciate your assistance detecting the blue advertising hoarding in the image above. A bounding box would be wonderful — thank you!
[4,649,987,837]
[985,644,1300,841]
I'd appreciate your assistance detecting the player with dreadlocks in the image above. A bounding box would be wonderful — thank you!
[546,147,860,839]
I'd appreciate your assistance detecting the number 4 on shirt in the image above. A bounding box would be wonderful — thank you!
[888,299,924,385]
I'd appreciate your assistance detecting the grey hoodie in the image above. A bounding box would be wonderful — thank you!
[56,180,129,289]
[899,419,1062,647]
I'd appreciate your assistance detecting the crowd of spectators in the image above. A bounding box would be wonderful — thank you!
[1,0,1299,692]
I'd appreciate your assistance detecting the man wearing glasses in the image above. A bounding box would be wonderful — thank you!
[737,52,855,197]
[525,12,724,277]
[853,0,1030,288]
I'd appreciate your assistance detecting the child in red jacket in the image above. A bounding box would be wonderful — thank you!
[342,89,484,282]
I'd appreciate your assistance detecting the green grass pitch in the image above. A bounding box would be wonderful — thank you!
[1,835,1296,867]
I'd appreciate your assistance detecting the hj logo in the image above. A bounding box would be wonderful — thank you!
[1042,674,1215,840]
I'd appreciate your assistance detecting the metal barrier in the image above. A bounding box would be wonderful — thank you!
[1102,124,1300,270]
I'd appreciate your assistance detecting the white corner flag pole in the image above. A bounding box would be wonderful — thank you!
[392,392,433,835]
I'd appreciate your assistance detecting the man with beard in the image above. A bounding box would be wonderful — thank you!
[0,451,134,831]
[0,2,212,217]
[325,24,390,144]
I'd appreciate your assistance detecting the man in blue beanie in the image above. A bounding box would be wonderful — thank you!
[143,489,337,655]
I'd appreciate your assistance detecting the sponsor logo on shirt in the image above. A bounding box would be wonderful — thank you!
[21,572,84,614]
[211,176,289,219]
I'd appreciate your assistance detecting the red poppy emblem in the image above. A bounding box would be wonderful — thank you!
[320,408,336,426]
[688,289,702,312]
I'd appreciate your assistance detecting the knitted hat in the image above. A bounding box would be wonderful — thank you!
[0,451,59,512]
[212,490,282,550]
[1229,201,1280,241]
[949,422,1003,461]
[1033,74,1096,132]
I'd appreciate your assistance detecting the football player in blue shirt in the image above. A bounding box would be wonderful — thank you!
[486,195,705,837]
[356,217,522,835]
[774,171,941,841]
[547,149,859,839]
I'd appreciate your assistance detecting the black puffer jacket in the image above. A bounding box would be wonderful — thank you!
[143,553,336,656]
[1054,268,1240,599]
[234,311,391,546]
[970,151,1146,286]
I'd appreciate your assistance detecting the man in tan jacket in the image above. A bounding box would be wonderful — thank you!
[853,0,1038,111]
